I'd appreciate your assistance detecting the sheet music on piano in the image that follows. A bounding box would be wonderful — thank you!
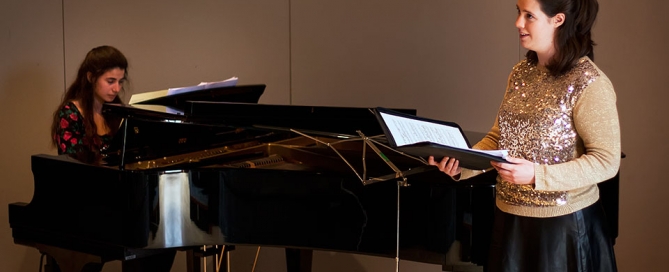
[124,79,265,115]
[167,76,238,95]
[128,76,239,107]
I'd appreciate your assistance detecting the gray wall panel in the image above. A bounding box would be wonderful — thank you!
[290,0,518,133]
[63,0,291,104]
[595,1,669,271]
[0,1,64,272]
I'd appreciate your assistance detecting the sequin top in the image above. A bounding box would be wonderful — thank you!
[459,57,621,218]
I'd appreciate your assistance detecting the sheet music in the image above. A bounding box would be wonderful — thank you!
[380,112,469,148]
[129,77,239,105]
[167,76,238,96]
[379,112,508,159]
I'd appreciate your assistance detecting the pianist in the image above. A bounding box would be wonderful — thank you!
[50,45,126,162]
[428,0,620,271]
[48,45,176,271]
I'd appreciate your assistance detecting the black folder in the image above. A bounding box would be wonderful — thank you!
[373,107,508,170]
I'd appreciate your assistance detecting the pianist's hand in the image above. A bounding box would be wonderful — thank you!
[490,157,535,185]
[428,156,461,177]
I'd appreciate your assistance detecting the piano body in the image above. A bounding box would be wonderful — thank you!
[8,85,620,272]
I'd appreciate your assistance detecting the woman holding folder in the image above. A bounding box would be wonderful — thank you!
[429,0,620,271]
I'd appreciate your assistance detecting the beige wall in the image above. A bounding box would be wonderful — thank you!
[594,1,669,269]
[1,0,667,271]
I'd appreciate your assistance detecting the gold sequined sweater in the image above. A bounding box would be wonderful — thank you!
[459,57,621,218]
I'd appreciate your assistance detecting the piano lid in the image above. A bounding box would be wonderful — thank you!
[186,101,417,137]
[100,102,417,170]
[101,103,286,168]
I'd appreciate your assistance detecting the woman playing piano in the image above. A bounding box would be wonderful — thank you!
[51,45,125,160]
[48,45,176,272]
[429,0,620,271]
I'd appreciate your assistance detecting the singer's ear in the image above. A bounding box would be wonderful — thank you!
[553,13,565,28]
[87,72,92,83]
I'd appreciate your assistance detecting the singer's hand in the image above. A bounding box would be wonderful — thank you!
[428,156,461,177]
[490,157,535,185]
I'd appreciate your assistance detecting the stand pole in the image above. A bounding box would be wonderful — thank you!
[395,178,404,272]
[289,128,414,271]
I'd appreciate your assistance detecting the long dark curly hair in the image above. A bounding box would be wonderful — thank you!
[50,45,128,155]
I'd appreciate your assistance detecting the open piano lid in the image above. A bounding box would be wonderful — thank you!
[100,103,241,167]
[101,84,265,167]
[185,101,417,137]
[100,101,417,169]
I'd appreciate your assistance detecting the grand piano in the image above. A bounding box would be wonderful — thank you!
[8,85,620,272]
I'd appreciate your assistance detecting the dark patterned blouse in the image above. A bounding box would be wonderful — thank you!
[54,102,112,155]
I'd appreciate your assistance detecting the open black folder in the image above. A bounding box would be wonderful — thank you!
[374,107,509,170]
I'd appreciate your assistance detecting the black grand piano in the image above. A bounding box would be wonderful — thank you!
[8,85,620,272]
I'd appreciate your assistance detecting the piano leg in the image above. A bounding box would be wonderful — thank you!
[285,248,313,272]
[186,246,231,272]
[38,244,103,272]
[186,249,204,272]
[122,250,176,272]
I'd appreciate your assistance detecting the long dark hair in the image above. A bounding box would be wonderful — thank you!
[50,45,128,152]
[527,0,599,76]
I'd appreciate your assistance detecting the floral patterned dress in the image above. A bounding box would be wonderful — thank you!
[54,102,112,155]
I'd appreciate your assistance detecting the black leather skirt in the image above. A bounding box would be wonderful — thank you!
[487,201,617,272]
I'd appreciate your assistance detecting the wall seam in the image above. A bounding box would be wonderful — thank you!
[61,0,66,93]
[288,0,292,105]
